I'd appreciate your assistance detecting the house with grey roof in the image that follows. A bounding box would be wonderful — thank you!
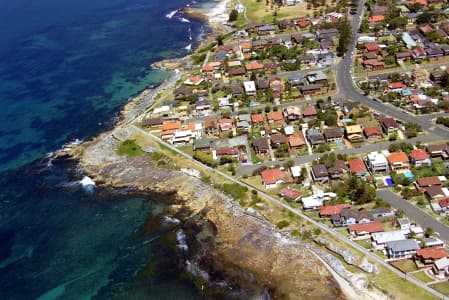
[386,239,420,259]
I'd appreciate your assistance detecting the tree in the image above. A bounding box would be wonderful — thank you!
[336,15,351,56]
[216,35,224,46]
[228,9,238,22]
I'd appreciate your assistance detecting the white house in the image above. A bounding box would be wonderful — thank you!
[367,152,389,173]
[243,81,257,95]
[371,229,409,250]
[433,257,449,279]
[172,130,193,145]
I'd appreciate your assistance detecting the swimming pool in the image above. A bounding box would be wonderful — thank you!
[384,177,394,186]
[404,170,415,180]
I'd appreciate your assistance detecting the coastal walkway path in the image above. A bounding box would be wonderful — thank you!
[129,124,448,300]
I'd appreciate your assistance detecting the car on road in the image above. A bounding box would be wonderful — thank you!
[350,8,357,14]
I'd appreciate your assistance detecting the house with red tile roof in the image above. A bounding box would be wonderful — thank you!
[410,149,431,167]
[245,60,264,72]
[261,168,284,189]
[161,122,181,139]
[251,113,264,125]
[348,158,370,178]
[416,248,447,265]
[364,127,382,140]
[416,176,442,189]
[364,42,381,54]
[184,76,204,86]
[319,204,351,217]
[288,131,306,148]
[302,105,317,118]
[266,111,284,124]
[297,17,310,28]
[279,187,301,201]
[348,222,384,239]
[387,151,409,170]
[368,15,385,23]
[387,81,406,91]
[219,118,235,134]
[362,59,384,70]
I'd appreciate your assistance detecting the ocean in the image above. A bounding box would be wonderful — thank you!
[0,0,212,298]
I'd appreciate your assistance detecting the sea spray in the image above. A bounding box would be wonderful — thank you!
[165,10,178,19]
[176,230,188,251]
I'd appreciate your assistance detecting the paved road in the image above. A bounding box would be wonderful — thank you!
[236,134,442,176]
[334,0,449,140]
[130,124,447,300]
[377,190,449,242]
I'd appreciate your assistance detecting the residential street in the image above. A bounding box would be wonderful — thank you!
[377,190,449,241]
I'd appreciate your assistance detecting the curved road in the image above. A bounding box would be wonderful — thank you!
[335,0,449,139]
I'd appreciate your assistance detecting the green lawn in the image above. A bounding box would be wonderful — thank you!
[117,139,144,156]
[411,270,433,284]
[356,239,372,249]
[390,259,419,273]
[432,281,449,295]
[370,267,438,300]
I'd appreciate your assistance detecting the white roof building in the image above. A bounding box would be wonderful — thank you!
[367,152,389,172]
[290,166,302,177]
[243,81,256,95]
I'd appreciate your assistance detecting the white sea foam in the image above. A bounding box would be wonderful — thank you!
[186,260,210,280]
[184,43,192,51]
[178,17,190,23]
[176,230,188,251]
[80,176,95,187]
[162,216,181,225]
[188,27,192,41]
[165,10,178,19]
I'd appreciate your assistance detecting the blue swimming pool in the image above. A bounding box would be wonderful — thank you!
[385,177,394,186]
[404,170,415,180]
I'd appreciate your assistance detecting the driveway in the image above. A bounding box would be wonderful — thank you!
[377,189,449,242]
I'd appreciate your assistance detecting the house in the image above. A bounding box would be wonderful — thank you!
[370,207,395,219]
[387,81,406,91]
[411,47,427,60]
[288,131,306,149]
[270,133,288,148]
[367,152,389,173]
[301,195,324,210]
[368,15,385,23]
[302,105,317,119]
[397,218,411,230]
[395,51,412,62]
[283,106,302,121]
[319,204,351,217]
[297,17,310,28]
[306,71,328,85]
[195,99,211,115]
[425,185,446,200]
[228,67,246,76]
[288,73,305,86]
[427,144,449,159]
[214,147,239,159]
[307,128,325,146]
[364,42,381,54]
[161,122,181,140]
[323,128,344,142]
[279,187,301,201]
[142,117,163,128]
[363,58,385,70]
[261,168,284,189]
[416,248,448,265]
[237,120,251,132]
[416,176,441,189]
[219,118,235,134]
[231,85,244,96]
[410,149,431,167]
[204,118,219,135]
[257,24,276,35]
[188,122,202,139]
[348,158,370,178]
[324,159,345,178]
[184,76,204,86]
[345,125,364,142]
[371,229,410,250]
[387,151,409,171]
[253,138,269,154]
[257,78,269,89]
[422,237,445,248]
[433,257,449,279]
[172,130,194,145]
[379,116,399,134]
[251,114,264,126]
[252,39,268,49]
[194,138,214,152]
[348,222,384,239]
[364,127,382,140]
[245,61,265,72]
[267,111,284,124]
[300,84,322,95]
[337,208,375,226]
[318,102,333,112]
[387,239,420,259]
[311,164,329,183]
[243,81,256,95]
